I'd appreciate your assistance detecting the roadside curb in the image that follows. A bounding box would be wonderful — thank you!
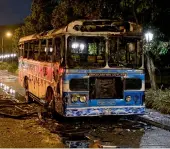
[138,115,170,131]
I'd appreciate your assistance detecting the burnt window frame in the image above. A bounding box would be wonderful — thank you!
[69,78,89,91]
[124,78,142,90]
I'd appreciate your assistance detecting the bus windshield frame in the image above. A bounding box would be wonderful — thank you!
[66,35,143,69]
[67,36,106,69]
[108,36,142,69]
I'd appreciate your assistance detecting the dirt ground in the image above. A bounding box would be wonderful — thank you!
[0,117,65,148]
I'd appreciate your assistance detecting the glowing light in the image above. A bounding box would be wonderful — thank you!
[72,42,79,49]
[80,43,85,50]
[6,86,9,91]
[9,89,13,93]
[0,83,3,87]
[6,32,12,38]
[12,90,16,94]
[145,32,153,42]
[9,89,16,94]
[0,53,17,59]
[50,47,53,52]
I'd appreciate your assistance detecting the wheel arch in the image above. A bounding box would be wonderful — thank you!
[45,86,54,102]
[23,75,29,89]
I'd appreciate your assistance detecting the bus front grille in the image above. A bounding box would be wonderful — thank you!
[89,77,123,99]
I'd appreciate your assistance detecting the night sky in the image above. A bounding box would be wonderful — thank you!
[0,0,32,25]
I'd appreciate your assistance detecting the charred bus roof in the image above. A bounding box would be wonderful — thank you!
[19,20,142,43]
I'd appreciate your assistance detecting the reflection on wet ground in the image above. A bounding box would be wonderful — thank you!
[0,82,39,119]
[0,82,25,103]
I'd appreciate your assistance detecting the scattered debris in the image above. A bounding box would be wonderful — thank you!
[0,93,41,119]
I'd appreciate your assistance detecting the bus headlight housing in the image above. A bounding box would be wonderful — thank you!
[125,96,131,102]
[71,95,78,102]
[80,96,87,103]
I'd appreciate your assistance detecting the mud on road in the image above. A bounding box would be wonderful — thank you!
[0,90,64,148]
[0,118,64,148]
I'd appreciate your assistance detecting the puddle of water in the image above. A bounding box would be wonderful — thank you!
[65,140,90,148]
[0,82,25,102]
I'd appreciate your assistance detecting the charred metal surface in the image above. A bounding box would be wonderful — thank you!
[95,78,116,99]
[90,77,123,99]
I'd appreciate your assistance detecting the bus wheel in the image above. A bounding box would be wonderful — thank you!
[45,87,56,117]
[24,77,32,103]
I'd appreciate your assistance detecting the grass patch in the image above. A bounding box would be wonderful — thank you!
[145,89,170,114]
[0,62,18,74]
[0,62,9,70]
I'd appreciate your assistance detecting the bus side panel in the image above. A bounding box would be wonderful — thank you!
[38,63,53,99]
[18,58,24,88]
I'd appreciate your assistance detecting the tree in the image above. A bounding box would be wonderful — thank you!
[12,27,25,53]
[120,0,162,25]
[24,0,58,35]
[12,0,59,52]
[51,0,121,29]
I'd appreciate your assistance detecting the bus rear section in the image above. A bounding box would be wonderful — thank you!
[63,69,145,117]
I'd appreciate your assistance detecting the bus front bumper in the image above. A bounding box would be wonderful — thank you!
[65,106,145,117]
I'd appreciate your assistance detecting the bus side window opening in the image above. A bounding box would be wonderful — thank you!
[33,40,39,60]
[46,38,53,62]
[55,37,62,62]
[38,39,46,61]
[24,43,28,58]
[28,42,34,59]
[19,44,24,57]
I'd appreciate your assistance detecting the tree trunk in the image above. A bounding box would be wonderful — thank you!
[132,4,139,24]
[146,54,157,90]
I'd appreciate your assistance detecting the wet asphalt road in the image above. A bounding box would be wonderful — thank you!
[0,70,170,148]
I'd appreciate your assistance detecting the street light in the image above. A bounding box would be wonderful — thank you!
[145,31,153,43]
[6,32,12,38]
[1,31,12,62]
[141,31,154,69]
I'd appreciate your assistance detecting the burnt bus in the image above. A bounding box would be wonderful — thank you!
[18,20,145,117]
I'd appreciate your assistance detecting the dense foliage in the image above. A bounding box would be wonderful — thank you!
[146,89,170,114]
[51,0,121,28]
[0,62,18,74]
[24,0,58,34]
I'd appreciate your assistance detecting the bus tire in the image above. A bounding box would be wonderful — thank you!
[24,77,32,103]
[45,87,56,117]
